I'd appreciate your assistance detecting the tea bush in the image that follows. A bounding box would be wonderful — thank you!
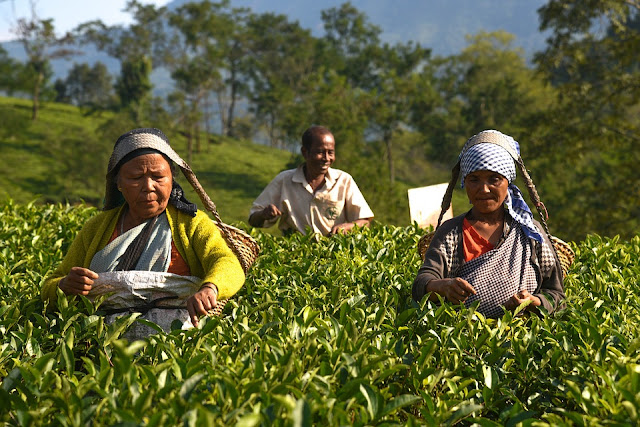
[1,201,639,425]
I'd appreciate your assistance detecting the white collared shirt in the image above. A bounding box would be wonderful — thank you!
[250,165,374,235]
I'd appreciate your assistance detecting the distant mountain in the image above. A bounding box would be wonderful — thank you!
[3,0,549,93]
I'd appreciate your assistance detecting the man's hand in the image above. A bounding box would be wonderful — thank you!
[426,278,477,305]
[59,267,99,296]
[262,204,282,221]
[186,284,218,327]
[249,204,282,227]
[504,290,541,313]
[330,222,355,235]
[329,218,371,235]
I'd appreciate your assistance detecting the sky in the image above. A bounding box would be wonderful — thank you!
[0,0,169,41]
[1,0,548,57]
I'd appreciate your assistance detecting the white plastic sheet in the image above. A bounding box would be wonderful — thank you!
[90,271,202,340]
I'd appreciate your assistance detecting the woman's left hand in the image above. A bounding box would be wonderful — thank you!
[505,290,541,313]
[186,284,218,327]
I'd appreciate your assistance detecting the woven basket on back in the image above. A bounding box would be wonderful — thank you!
[180,166,260,316]
[418,131,574,278]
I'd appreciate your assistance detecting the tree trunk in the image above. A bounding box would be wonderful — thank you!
[384,130,395,184]
[187,124,193,164]
[32,70,43,120]
[195,121,201,154]
[226,68,238,137]
[216,90,228,137]
[204,92,211,152]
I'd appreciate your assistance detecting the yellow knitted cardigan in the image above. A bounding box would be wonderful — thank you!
[41,204,245,303]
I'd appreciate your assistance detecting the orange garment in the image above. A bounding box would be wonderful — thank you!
[108,226,191,275]
[462,218,494,262]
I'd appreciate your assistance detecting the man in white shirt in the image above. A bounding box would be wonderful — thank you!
[249,126,374,235]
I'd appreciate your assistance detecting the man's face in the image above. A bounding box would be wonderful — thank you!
[302,133,335,177]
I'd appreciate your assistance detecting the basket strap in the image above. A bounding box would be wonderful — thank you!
[179,165,251,273]
[513,157,561,266]
[436,162,460,229]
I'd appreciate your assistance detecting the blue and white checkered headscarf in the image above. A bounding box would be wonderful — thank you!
[460,130,543,243]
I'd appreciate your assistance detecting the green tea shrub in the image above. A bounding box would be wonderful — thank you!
[1,201,639,425]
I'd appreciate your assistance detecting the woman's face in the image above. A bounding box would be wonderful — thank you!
[465,170,509,215]
[116,153,173,222]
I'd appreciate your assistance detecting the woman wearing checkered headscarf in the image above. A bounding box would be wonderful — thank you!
[42,128,246,338]
[412,130,565,318]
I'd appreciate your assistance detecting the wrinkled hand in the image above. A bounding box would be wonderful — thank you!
[504,290,541,312]
[186,285,218,327]
[330,222,355,235]
[59,267,99,296]
[262,204,282,221]
[427,278,476,305]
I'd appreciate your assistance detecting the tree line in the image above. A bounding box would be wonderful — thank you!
[1,0,638,241]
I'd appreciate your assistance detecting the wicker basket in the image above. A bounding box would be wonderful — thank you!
[417,230,575,277]
[216,222,261,274]
[180,166,260,317]
[550,235,575,277]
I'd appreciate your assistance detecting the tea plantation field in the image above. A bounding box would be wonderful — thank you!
[1,200,640,425]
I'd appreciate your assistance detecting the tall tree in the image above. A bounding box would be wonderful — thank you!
[12,2,74,119]
[534,0,640,239]
[320,1,382,89]
[167,0,251,138]
[416,31,555,165]
[0,46,22,94]
[64,62,114,109]
[367,42,431,184]
[246,12,320,147]
[75,0,167,116]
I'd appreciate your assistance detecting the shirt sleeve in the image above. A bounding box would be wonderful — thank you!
[41,211,113,304]
[412,229,450,302]
[343,175,374,222]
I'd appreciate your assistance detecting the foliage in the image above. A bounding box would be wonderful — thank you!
[1,201,640,425]
[167,0,252,139]
[75,0,168,118]
[533,0,640,240]
[57,62,115,110]
[116,56,153,114]
[11,6,76,120]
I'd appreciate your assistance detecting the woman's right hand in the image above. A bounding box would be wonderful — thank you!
[58,267,99,296]
[426,278,476,304]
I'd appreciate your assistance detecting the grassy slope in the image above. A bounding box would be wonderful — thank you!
[0,97,292,231]
[0,96,470,230]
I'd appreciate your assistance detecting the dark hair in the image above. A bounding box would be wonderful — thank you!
[301,125,333,151]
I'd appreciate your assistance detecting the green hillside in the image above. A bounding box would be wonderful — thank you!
[0,97,293,229]
[0,96,471,230]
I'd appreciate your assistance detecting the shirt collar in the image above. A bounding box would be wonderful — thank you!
[292,165,336,188]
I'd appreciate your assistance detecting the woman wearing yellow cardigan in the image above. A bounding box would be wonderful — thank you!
[42,128,245,337]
